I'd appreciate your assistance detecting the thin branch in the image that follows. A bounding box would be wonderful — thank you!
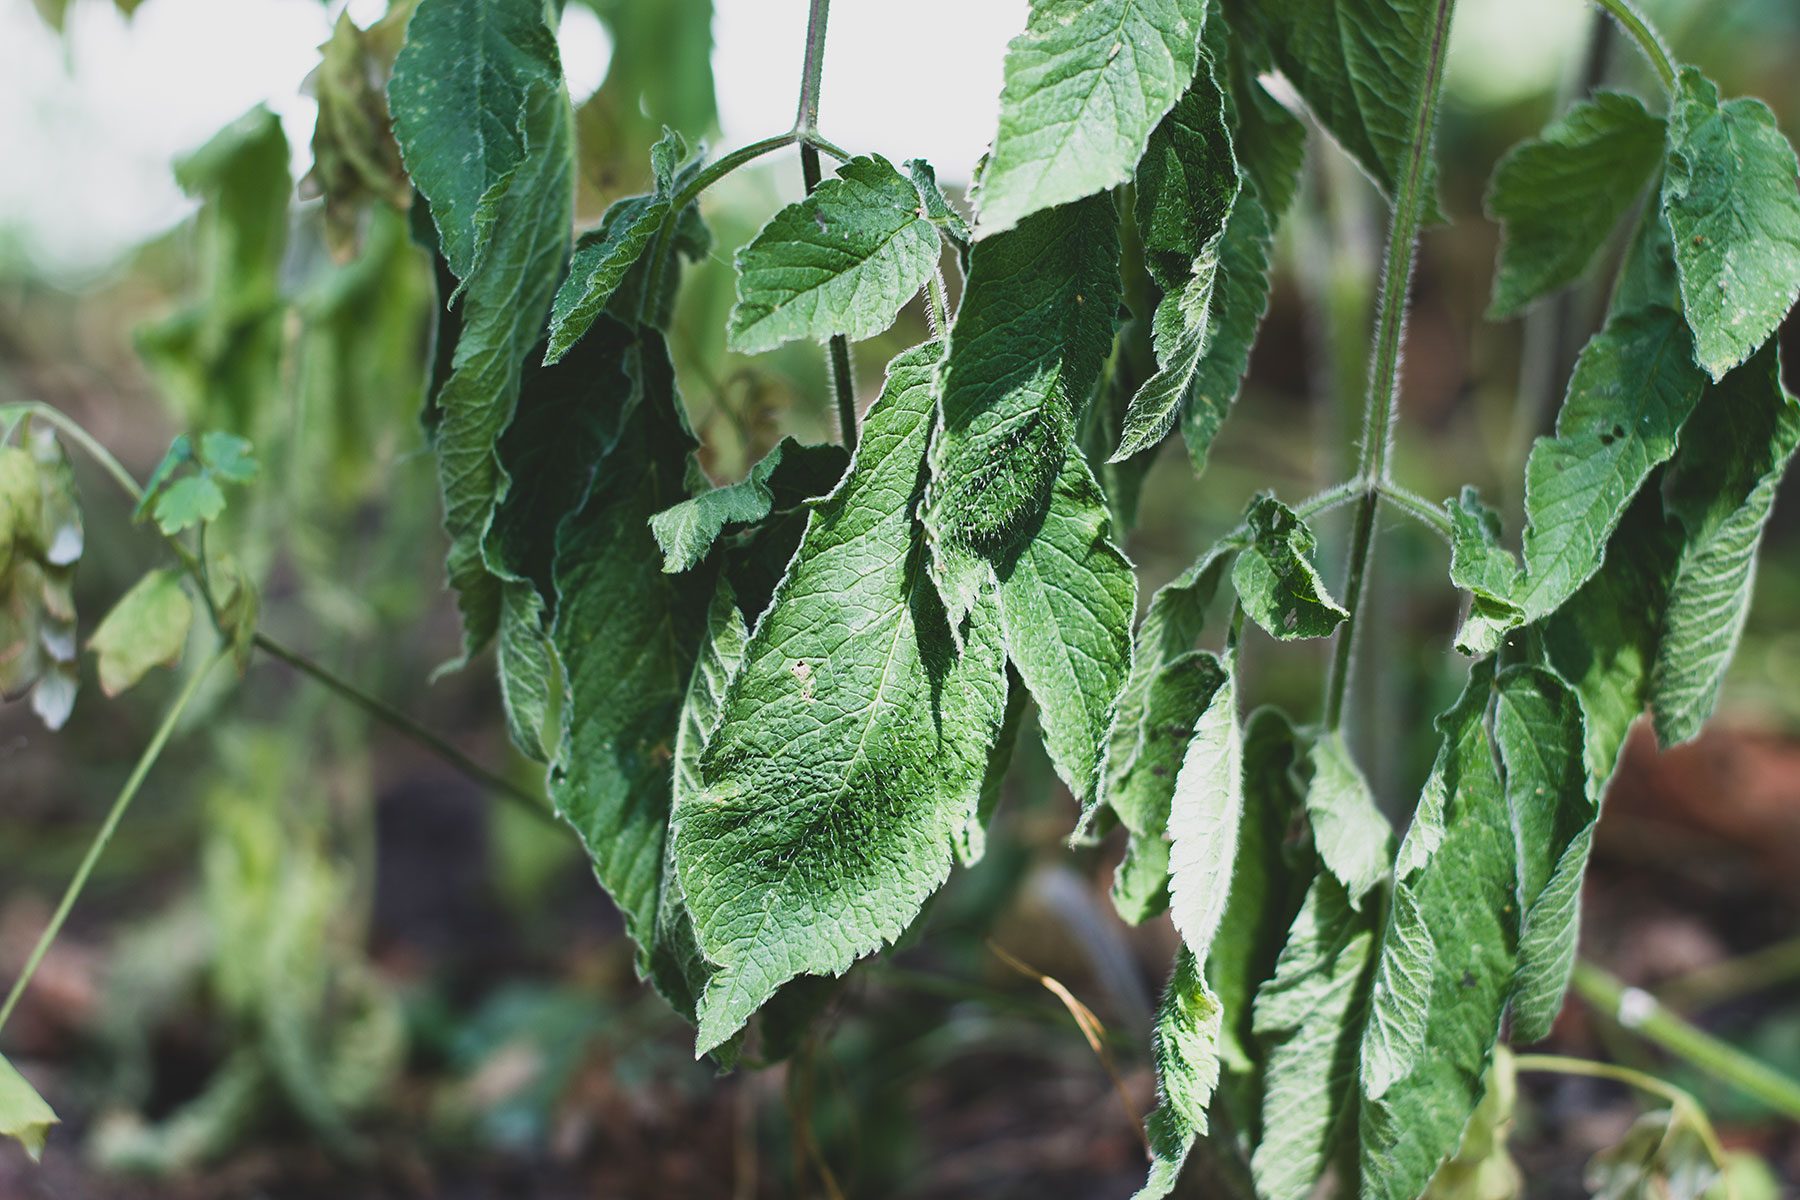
[1323,0,1460,731]
[1375,481,1454,542]
[0,651,224,1032]
[792,0,858,452]
[1589,0,1677,91]
[793,0,833,137]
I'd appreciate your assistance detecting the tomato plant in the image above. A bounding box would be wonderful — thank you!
[5,0,1800,1194]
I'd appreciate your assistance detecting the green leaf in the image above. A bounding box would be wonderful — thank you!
[923,194,1120,627]
[548,334,710,981]
[1135,946,1224,1200]
[1304,731,1394,907]
[1587,1107,1722,1200]
[649,438,850,574]
[1494,664,1592,1044]
[993,450,1137,812]
[151,476,226,535]
[302,9,412,260]
[88,569,194,698]
[1107,649,1228,922]
[1663,68,1800,381]
[1167,646,1240,959]
[674,344,1009,1055]
[0,423,82,730]
[1511,305,1707,629]
[1486,92,1666,319]
[1424,1047,1523,1200]
[977,0,1209,236]
[545,130,701,364]
[1359,659,1520,1200]
[1445,487,1524,657]
[1180,56,1305,471]
[1651,344,1800,743]
[388,0,564,284]
[1231,494,1348,640]
[1541,490,1679,785]
[728,155,944,354]
[0,1053,57,1161]
[1238,0,1443,214]
[906,159,972,248]
[197,431,258,484]
[1208,706,1311,1074]
[1112,50,1242,461]
[393,0,575,661]
[959,666,1031,867]
[1250,875,1380,1200]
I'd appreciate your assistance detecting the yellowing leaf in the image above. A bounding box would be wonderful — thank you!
[89,569,194,698]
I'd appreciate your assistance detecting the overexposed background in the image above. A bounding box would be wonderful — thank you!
[0,0,1588,281]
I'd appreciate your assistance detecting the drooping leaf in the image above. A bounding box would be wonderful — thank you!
[1107,649,1228,922]
[993,450,1137,812]
[1360,659,1520,1200]
[302,9,413,259]
[0,1054,57,1162]
[1236,0,1444,213]
[1181,47,1305,471]
[392,0,574,661]
[1304,731,1394,907]
[1112,48,1242,461]
[649,438,850,574]
[1445,487,1524,657]
[1486,92,1666,319]
[674,344,1009,1055]
[1424,1047,1523,1200]
[388,0,563,284]
[906,158,972,249]
[1231,494,1348,640]
[1167,646,1240,959]
[1250,875,1379,1200]
[728,155,944,354]
[1208,706,1311,1075]
[548,333,709,983]
[545,130,702,364]
[1662,68,1800,381]
[959,667,1032,867]
[1507,305,1706,635]
[89,570,194,698]
[0,423,82,730]
[977,0,1209,236]
[1586,1107,1723,1200]
[1135,946,1224,1200]
[1493,664,1592,1044]
[923,194,1120,626]
[1650,343,1800,743]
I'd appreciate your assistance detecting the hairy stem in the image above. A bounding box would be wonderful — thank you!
[1572,961,1800,1119]
[1375,481,1454,541]
[1323,0,1459,731]
[2,401,549,822]
[1589,0,1677,91]
[792,0,858,451]
[0,650,224,1033]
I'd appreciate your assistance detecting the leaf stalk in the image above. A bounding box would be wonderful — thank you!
[1589,0,1678,91]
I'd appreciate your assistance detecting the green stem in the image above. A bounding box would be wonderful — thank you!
[0,651,224,1033]
[1512,1053,1730,1171]
[1376,481,1454,542]
[1589,0,1677,91]
[1572,961,1800,1119]
[1324,0,1460,731]
[792,0,858,452]
[3,401,549,824]
[1656,936,1800,1013]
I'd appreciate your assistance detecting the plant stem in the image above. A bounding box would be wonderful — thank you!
[1656,936,1800,1013]
[1589,0,1677,91]
[1572,961,1800,1119]
[0,651,223,1033]
[791,0,858,452]
[3,401,549,823]
[1323,0,1459,731]
[1512,1054,1731,1171]
[1376,481,1454,542]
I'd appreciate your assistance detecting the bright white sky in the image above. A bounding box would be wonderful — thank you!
[0,0,1582,283]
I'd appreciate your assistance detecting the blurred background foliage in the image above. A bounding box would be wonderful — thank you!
[1,0,1798,1196]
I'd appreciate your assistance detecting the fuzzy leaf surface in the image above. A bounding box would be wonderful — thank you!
[1651,343,1800,743]
[923,195,1120,626]
[729,155,942,353]
[1486,92,1665,318]
[1134,946,1224,1200]
[1251,876,1379,1200]
[675,344,1008,1055]
[1166,646,1240,959]
[650,438,849,574]
[1663,69,1800,381]
[1305,731,1394,906]
[1360,660,1519,1200]
[1231,494,1348,640]
[978,0,1208,236]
